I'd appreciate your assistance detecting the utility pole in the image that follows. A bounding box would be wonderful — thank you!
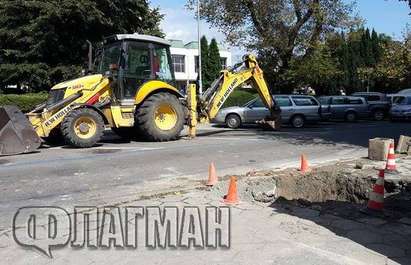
[197,0,203,94]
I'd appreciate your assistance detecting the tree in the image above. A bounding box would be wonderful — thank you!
[208,38,222,85]
[287,44,341,95]
[188,0,360,92]
[399,0,411,9]
[0,0,163,92]
[200,36,211,89]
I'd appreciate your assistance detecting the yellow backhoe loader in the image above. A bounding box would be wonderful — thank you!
[0,34,280,156]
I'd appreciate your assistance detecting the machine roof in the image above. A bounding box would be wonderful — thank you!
[113,34,171,46]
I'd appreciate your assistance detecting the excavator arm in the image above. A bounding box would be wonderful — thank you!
[187,54,281,137]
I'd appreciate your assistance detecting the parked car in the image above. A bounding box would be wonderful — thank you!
[212,95,321,129]
[390,95,411,121]
[351,92,390,120]
[397,88,411,94]
[318,96,370,122]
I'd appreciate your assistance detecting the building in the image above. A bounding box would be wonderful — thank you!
[169,40,232,92]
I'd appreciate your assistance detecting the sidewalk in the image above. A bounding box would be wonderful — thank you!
[2,157,411,265]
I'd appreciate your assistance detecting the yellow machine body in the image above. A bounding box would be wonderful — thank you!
[26,75,180,138]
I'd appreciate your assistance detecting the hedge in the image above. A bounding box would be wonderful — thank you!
[223,89,257,108]
[0,92,48,113]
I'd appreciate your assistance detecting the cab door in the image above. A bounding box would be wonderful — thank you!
[121,41,152,101]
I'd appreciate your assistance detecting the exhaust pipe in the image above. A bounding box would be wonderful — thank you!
[0,105,42,156]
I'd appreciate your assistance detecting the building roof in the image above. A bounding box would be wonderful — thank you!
[113,34,171,46]
[169,39,185,48]
[169,40,228,52]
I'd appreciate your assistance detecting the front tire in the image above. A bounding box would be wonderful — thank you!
[61,108,104,148]
[135,92,185,142]
[373,110,385,121]
[225,114,241,129]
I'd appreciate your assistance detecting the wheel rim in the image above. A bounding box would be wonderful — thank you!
[347,113,355,121]
[154,103,178,131]
[74,117,97,139]
[293,117,304,128]
[228,117,238,128]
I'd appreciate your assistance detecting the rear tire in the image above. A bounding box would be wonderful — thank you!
[225,114,241,129]
[135,92,184,142]
[61,108,104,148]
[291,115,305,128]
[345,111,357,122]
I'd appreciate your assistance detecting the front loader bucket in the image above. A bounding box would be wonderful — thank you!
[0,105,42,156]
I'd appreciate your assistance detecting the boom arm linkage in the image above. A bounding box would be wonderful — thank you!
[187,54,281,137]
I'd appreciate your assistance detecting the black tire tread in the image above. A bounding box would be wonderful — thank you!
[135,93,184,142]
[61,108,104,148]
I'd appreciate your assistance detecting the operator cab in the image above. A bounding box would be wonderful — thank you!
[98,34,175,104]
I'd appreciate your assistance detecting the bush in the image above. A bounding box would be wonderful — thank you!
[223,89,257,107]
[0,92,48,112]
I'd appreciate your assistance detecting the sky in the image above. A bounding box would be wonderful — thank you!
[150,0,410,58]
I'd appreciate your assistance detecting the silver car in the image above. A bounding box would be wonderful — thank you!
[390,95,411,120]
[212,95,322,129]
[319,96,370,122]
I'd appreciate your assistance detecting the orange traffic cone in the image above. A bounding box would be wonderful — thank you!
[207,162,218,186]
[367,170,385,211]
[300,154,310,173]
[224,176,239,205]
[385,142,398,174]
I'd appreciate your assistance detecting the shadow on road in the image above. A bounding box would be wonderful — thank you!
[270,190,411,264]
[206,121,411,148]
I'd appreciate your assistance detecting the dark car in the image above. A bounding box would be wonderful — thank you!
[351,92,390,120]
[319,96,370,122]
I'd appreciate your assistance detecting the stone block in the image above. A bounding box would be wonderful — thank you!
[369,138,394,161]
[397,135,411,154]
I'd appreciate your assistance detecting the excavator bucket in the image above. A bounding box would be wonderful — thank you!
[0,105,42,156]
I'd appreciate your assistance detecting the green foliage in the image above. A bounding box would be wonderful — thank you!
[208,39,222,84]
[0,92,48,112]
[0,0,163,91]
[223,89,257,107]
[200,36,223,89]
[200,36,211,88]
[189,0,360,92]
[287,44,342,95]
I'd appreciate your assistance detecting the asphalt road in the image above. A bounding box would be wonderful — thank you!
[1,121,411,228]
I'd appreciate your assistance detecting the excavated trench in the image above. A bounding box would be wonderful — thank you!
[212,161,397,205]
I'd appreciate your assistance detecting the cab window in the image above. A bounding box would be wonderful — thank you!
[126,42,151,79]
[99,42,122,73]
[153,45,173,81]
